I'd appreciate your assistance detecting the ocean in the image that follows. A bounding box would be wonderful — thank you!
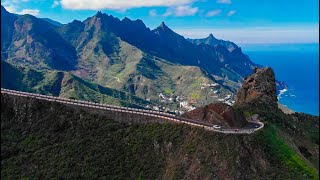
[242,43,319,116]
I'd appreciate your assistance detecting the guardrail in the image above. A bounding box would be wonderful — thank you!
[1,88,264,134]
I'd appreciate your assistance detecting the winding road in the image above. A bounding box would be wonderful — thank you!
[1,88,264,134]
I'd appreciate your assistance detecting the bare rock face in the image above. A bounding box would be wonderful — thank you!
[182,102,248,128]
[235,67,278,109]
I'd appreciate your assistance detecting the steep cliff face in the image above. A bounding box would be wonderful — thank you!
[182,103,248,128]
[235,67,278,109]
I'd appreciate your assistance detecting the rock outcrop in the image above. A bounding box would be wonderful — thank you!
[235,67,278,109]
[182,102,248,128]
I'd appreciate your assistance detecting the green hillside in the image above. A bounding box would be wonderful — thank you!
[1,6,254,108]
[1,94,318,179]
[1,61,151,108]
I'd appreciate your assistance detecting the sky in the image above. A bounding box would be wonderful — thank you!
[1,0,319,45]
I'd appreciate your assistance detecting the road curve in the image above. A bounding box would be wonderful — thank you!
[1,88,264,134]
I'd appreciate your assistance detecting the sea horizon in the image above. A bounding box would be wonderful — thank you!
[243,43,319,116]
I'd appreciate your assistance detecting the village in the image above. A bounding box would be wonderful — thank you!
[145,82,235,115]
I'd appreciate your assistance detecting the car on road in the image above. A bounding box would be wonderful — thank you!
[235,129,239,132]
[212,125,221,129]
[255,125,259,128]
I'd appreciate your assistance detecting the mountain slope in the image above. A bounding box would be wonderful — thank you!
[1,6,259,108]
[1,93,318,179]
[187,34,238,52]
[2,7,77,70]
[54,14,236,103]
[1,5,17,57]
[1,61,151,108]
[40,18,63,27]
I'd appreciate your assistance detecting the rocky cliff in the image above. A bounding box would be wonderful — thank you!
[235,67,278,109]
[182,103,248,128]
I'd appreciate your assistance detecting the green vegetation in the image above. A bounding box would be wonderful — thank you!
[243,111,253,118]
[256,124,319,179]
[1,61,151,108]
[235,103,320,172]
[164,88,173,96]
[1,94,318,179]
[191,92,200,100]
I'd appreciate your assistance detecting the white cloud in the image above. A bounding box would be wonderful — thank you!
[216,0,231,4]
[52,0,60,8]
[162,9,173,17]
[3,5,18,13]
[18,9,40,16]
[2,0,18,13]
[60,0,195,10]
[2,0,39,16]
[174,26,320,44]
[227,10,236,16]
[206,9,221,17]
[149,9,157,17]
[174,5,198,16]
[2,0,28,5]
[162,5,198,17]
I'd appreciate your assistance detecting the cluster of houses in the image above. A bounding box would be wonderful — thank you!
[179,101,196,112]
[200,83,219,90]
[217,94,235,106]
[144,83,235,115]
[158,93,186,103]
[145,105,185,115]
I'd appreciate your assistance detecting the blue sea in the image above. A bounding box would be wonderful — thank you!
[242,43,319,116]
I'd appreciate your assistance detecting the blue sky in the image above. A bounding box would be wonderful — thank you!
[1,0,319,45]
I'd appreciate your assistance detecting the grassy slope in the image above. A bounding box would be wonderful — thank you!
[70,27,235,104]
[240,104,319,174]
[256,124,318,179]
[1,94,318,179]
[1,61,151,108]
[156,58,234,104]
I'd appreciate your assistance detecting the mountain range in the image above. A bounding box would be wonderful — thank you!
[1,5,319,179]
[1,5,260,108]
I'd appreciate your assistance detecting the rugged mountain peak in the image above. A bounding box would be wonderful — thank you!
[235,67,278,109]
[121,17,147,29]
[208,33,217,40]
[155,21,170,31]
[122,16,130,22]
[95,11,103,17]
[153,21,181,38]
[188,33,239,52]
[92,11,116,21]
[159,21,167,28]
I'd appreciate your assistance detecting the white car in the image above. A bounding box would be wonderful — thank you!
[212,125,221,129]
